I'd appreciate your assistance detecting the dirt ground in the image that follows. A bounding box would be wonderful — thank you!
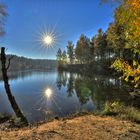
[0,115,140,140]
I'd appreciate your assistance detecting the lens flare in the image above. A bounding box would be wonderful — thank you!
[36,25,63,49]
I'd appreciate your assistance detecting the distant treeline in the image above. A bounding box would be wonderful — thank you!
[0,55,57,71]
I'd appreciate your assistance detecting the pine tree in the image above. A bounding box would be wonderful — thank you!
[67,41,74,64]
[62,50,67,64]
[56,48,62,64]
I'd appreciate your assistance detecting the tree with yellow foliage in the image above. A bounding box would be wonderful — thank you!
[109,0,140,88]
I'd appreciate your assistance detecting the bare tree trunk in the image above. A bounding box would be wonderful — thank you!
[0,47,28,125]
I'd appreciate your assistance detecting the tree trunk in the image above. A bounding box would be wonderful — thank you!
[0,47,28,125]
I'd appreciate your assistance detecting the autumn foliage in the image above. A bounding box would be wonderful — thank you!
[128,0,140,39]
[111,58,140,87]
[110,0,140,88]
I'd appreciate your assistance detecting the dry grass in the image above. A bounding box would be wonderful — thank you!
[0,115,140,140]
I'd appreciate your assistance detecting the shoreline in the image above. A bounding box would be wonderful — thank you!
[57,63,112,75]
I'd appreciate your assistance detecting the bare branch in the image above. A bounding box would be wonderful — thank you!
[6,56,14,70]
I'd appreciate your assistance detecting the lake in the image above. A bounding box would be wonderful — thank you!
[0,70,133,123]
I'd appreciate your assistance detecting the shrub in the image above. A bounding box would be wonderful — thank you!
[102,101,140,123]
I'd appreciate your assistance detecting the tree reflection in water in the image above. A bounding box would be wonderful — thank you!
[0,70,134,123]
[56,71,133,110]
[67,73,75,97]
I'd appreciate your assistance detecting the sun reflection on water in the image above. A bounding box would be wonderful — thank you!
[44,88,52,98]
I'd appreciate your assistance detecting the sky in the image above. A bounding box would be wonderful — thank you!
[1,0,116,59]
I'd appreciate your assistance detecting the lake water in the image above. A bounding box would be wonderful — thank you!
[0,70,133,123]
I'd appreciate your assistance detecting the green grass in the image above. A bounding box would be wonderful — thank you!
[102,101,140,123]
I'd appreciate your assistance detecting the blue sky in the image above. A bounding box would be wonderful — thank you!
[1,0,116,59]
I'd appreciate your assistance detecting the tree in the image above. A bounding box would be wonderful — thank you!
[0,4,28,124]
[75,34,91,64]
[106,22,126,58]
[106,0,140,51]
[1,48,28,124]
[62,50,67,64]
[67,41,74,64]
[56,48,62,64]
[111,58,140,88]
[93,29,107,61]
[90,36,95,61]
[0,3,7,36]
[110,0,140,88]
[119,0,140,46]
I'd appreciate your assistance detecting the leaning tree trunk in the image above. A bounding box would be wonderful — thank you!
[0,47,28,125]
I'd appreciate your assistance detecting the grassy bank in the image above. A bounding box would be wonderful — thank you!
[102,101,140,123]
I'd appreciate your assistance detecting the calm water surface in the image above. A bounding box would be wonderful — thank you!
[0,70,133,123]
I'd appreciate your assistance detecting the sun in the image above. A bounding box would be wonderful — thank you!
[36,26,63,49]
[41,31,55,48]
[44,35,53,45]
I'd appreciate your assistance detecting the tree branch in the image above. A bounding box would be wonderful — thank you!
[6,56,14,70]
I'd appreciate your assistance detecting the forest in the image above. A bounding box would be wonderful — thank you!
[56,0,140,90]
[0,55,56,71]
